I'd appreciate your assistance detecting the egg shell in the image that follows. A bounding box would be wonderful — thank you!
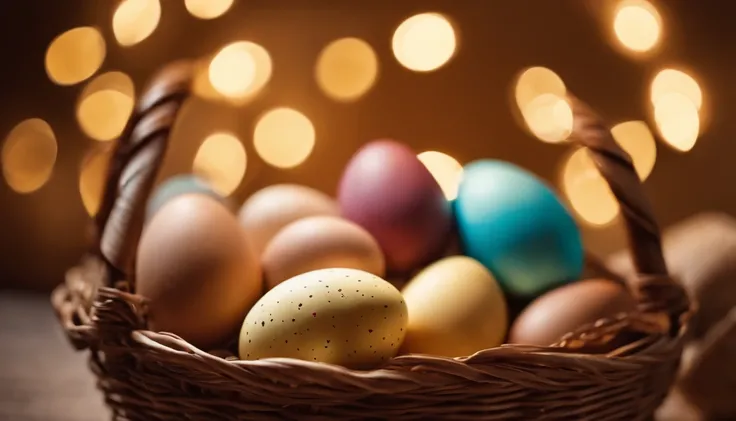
[137,194,262,349]
[239,268,407,369]
[338,140,452,273]
[508,278,636,346]
[146,174,226,221]
[454,159,583,298]
[401,256,508,357]
[262,215,385,290]
[237,184,339,257]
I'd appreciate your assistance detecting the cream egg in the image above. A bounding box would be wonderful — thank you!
[401,256,508,357]
[261,215,385,290]
[237,184,339,257]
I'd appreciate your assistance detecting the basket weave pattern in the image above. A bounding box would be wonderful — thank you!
[52,62,691,420]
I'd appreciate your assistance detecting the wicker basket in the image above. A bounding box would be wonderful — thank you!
[52,61,692,420]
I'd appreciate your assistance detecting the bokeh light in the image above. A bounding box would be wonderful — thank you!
[253,108,315,169]
[521,94,573,144]
[514,66,567,109]
[513,67,571,143]
[193,132,246,196]
[185,0,234,19]
[45,27,105,86]
[113,0,161,47]
[2,119,58,194]
[562,148,620,226]
[76,71,135,142]
[316,37,379,102]
[417,151,463,200]
[392,13,457,72]
[79,145,113,216]
[654,92,700,152]
[610,120,657,180]
[208,41,272,102]
[613,0,662,53]
[650,68,703,110]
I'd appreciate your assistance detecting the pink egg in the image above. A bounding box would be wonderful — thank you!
[337,140,452,273]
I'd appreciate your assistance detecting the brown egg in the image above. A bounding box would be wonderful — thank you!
[136,194,262,349]
[261,215,385,290]
[508,279,635,346]
[237,184,339,258]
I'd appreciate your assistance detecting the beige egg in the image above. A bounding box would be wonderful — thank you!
[262,215,385,290]
[239,268,407,369]
[136,194,262,349]
[401,256,508,357]
[237,184,339,257]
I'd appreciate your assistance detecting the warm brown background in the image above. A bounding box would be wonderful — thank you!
[0,0,733,292]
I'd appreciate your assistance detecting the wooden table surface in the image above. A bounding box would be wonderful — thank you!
[0,291,109,421]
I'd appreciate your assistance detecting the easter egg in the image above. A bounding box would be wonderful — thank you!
[338,140,452,273]
[262,215,385,290]
[137,194,262,349]
[146,174,225,221]
[508,278,636,346]
[401,256,507,357]
[454,160,583,297]
[238,184,339,257]
[239,268,407,369]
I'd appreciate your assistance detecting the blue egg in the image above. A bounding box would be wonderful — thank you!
[146,175,226,221]
[454,160,583,298]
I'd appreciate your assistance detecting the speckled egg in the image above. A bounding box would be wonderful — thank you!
[401,256,508,357]
[454,159,584,298]
[238,268,407,369]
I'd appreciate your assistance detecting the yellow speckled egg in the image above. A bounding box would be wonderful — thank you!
[239,268,407,369]
[401,256,508,357]
[262,216,385,290]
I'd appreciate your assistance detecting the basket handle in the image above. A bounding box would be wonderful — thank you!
[93,60,196,285]
[566,94,688,325]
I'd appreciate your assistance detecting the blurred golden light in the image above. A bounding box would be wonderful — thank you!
[392,13,457,72]
[650,68,703,110]
[196,43,272,104]
[185,0,234,19]
[2,119,58,194]
[654,92,700,152]
[613,0,662,53]
[562,148,620,226]
[76,71,135,142]
[611,120,657,180]
[45,27,105,86]
[79,145,113,216]
[417,151,463,200]
[521,93,573,144]
[193,132,246,196]
[113,0,161,47]
[208,41,273,101]
[514,66,567,110]
[316,37,379,102]
[254,108,315,169]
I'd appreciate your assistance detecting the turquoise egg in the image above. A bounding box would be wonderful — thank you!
[146,175,225,221]
[454,160,583,298]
